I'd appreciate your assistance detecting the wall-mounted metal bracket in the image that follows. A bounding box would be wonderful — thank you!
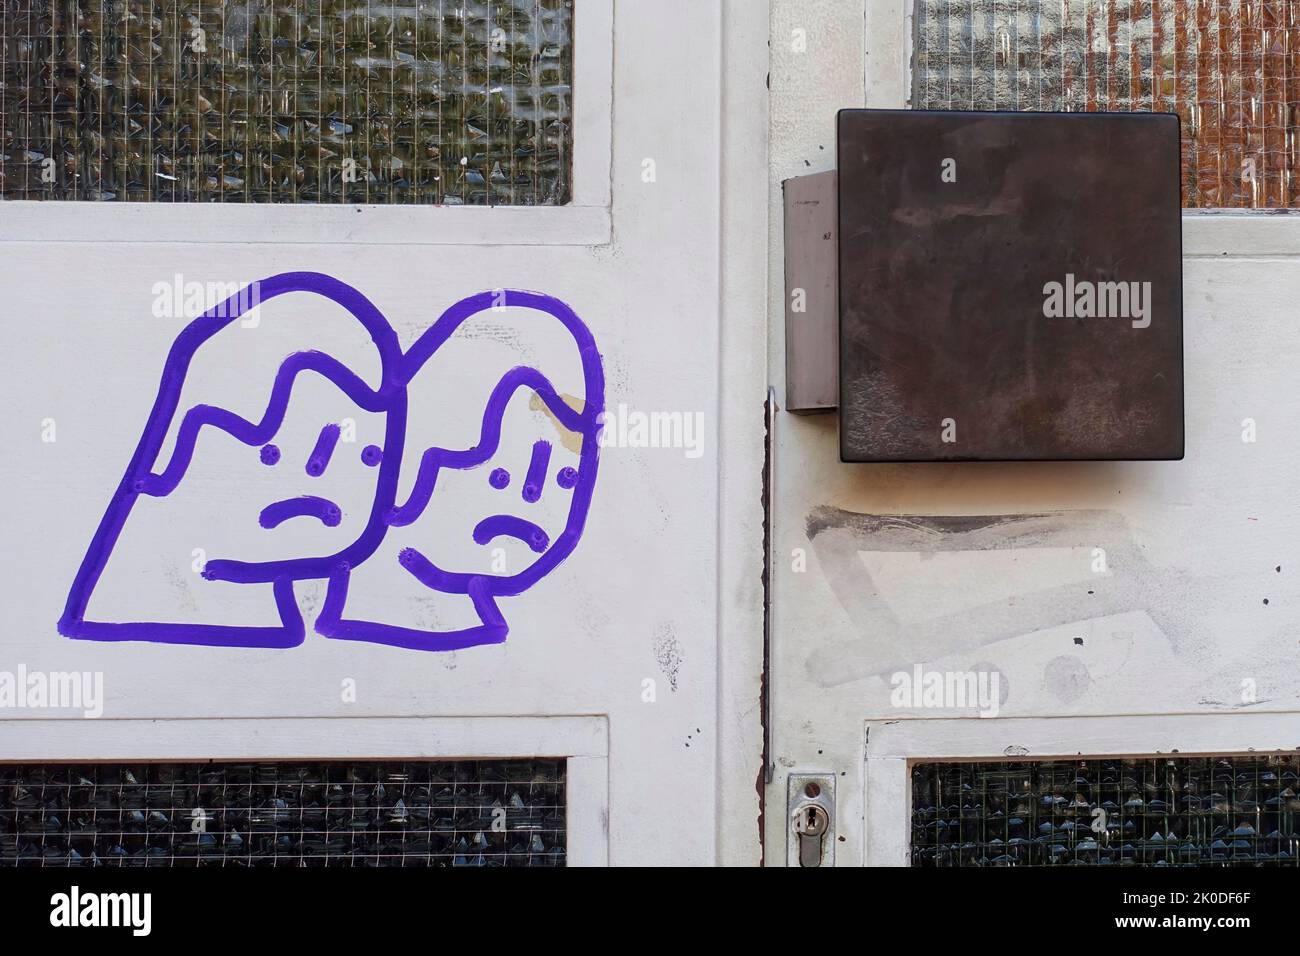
[782,170,838,414]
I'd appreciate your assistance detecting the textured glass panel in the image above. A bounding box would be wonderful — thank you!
[912,756,1300,866]
[0,759,566,866]
[0,1,573,204]
[913,0,1296,207]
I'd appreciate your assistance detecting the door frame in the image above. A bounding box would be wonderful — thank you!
[864,712,1300,866]
[0,714,611,865]
[0,0,614,247]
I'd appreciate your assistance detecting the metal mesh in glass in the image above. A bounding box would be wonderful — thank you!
[1,0,573,204]
[0,758,566,866]
[912,755,1300,866]
[913,0,1298,207]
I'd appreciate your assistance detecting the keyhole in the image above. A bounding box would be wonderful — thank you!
[796,804,828,867]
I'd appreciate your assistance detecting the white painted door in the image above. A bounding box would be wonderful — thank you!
[0,0,769,867]
[766,0,1300,866]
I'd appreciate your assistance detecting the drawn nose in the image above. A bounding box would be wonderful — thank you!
[521,440,552,503]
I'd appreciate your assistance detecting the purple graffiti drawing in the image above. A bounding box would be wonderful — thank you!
[58,274,603,653]
[316,290,604,651]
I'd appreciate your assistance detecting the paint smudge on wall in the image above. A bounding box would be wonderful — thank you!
[529,391,586,454]
[801,506,1207,690]
[654,622,683,692]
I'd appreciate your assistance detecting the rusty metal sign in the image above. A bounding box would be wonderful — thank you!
[837,109,1184,462]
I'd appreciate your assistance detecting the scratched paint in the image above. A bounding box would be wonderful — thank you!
[58,272,605,652]
[801,506,1206,688]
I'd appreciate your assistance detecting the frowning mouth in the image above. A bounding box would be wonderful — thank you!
[472,515,549,553]
[259,495,342,529]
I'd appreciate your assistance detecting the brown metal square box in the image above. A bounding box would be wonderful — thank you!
[837,109,1184,462]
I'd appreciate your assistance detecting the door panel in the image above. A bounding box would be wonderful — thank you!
[0,0,767,867]
[766,0,1300,865]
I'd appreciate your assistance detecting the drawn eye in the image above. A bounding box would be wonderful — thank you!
[259,444,281,466]
[556,466,578,489]
[489,467,510,489]
[361,444,383,467]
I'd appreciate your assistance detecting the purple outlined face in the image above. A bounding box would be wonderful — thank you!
[143,329,403,586]
[140,405,385,578]
[59,273,408,648]
[259,427,352,524]
[217,413,383,565]
[477,440,562,557]
[372,289,604,608]
[398,382,595,584]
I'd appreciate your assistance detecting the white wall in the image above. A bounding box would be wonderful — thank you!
[766,0,1300,863]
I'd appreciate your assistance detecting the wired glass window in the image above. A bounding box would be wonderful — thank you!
[914,0,1300,207]
[0,1,573,204]
[0,758,566,866]
[912,755,1300,866]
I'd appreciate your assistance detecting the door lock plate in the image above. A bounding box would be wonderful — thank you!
[787,773,836,867]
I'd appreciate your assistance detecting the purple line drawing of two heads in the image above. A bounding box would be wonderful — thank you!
[58,272,605,652]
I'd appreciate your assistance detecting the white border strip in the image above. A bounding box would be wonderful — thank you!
[866,0,912,108]
[1182,212,1300,256]
[0,715,608,760]
[715,0,769,867]
[565,754,610,866]
[0,0,613,247]
[570,0,615,212]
